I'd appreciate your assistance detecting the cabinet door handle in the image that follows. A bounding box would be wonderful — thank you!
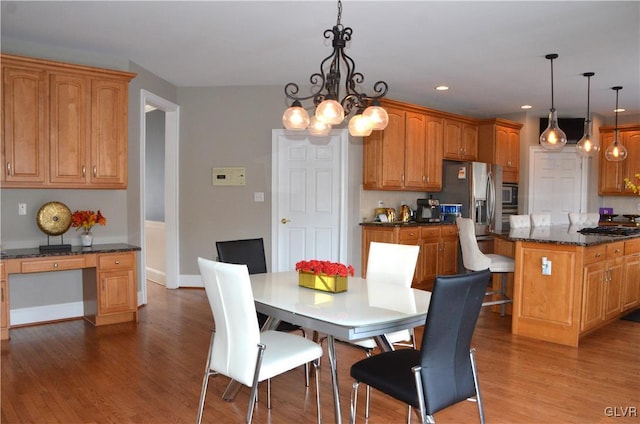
[1,287,4,302]
[115,260,120,265]
[93,166,97,177]
[6,162,11,176]
[595,253,601,258]
[53,263,59,268]
[82,165,86,177]
[615,248,621,254]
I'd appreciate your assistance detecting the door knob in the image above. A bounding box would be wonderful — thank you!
[281,218,291,224]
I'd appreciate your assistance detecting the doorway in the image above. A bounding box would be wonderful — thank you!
[528,145,588,224]
[271,129,349,271]
[140,90,180,305]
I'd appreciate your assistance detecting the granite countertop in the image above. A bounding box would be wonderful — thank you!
[360,221,456,227]
[0,243,141,260]
[493,225,640,247]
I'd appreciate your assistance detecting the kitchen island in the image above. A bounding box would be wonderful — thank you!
[494,225,640,347]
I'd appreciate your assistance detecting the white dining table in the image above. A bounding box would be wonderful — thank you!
[223,271,431,424]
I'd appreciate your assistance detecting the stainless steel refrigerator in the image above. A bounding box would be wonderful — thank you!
[439,160,503,250]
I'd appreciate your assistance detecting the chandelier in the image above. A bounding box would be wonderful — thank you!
[539,53,567,151]
[282,0,389,137]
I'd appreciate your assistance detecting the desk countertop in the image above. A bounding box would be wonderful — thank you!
[493,225,640,247]
[1,243,141,260]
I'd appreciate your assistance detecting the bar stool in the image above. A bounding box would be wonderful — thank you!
[456,217,513,316]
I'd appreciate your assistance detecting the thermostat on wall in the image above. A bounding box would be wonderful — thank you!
[212,167,246,186]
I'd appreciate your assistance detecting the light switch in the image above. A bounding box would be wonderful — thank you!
[18,203,27,215]
[254,192,264,202]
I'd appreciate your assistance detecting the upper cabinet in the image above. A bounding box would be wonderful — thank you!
[1,54,136,189]
[443,118,477,161]
[363,99,453,191]
[477,118,523,183]
[598,124,640,195]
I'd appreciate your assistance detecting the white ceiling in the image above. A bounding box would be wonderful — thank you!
[2,1,639,120]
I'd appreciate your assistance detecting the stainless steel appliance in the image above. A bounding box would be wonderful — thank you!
[416,197,440,223]
[439,203,463,223]
[501,183,519,230]
[439,160,503,252]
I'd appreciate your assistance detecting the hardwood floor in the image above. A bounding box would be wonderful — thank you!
[2,281,639,423]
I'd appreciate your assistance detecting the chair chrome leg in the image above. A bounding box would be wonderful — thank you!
[411,365,427,424]
[267,378,272,409]
[197,331,216,424]
[470,348,486,424]
[364,349,372,418]
[313,359,322,424]
[500,273,507,317]
[350,380,360,424]
[247,343,266,424]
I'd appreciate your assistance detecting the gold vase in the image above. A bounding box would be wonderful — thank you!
[298,271,348,293]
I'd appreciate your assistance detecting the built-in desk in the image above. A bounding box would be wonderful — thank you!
[0,244,140,340]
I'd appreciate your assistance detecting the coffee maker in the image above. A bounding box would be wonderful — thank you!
[415,197,440,223]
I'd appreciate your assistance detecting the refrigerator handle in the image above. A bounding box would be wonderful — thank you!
[487,171,496,230]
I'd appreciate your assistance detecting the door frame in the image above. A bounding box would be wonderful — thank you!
[139,89,180,302]
[271,129,349,271]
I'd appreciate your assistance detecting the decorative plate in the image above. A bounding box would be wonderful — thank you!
[36,201,72,236]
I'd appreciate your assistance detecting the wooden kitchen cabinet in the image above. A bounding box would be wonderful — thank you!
[84,252,137,326]
[1,63,47,184]
[622,238,640,311]
[1,54,135,189]
[361,224,458,291]
[478,118,522,183]
[580,242,625,332]
[443,118,477,161]
[363,100,445,191]
[598,124,640,195]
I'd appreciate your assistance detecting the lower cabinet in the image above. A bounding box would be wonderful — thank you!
[622,238,640,311]
[84,252,138,326]
[361,224,458,291]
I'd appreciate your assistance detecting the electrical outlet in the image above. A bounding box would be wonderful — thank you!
[541,257,552,275]
[377,200,385,207]
[18,203,27,216]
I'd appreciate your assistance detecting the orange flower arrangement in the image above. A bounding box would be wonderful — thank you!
[71,210,107,232]
[295,260,354,277]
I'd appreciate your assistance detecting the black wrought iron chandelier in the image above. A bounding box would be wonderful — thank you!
[282,0,389,137]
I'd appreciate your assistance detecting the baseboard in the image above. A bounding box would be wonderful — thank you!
[146,266,166,285]
[10,301,84,326]
[179,274,203,288]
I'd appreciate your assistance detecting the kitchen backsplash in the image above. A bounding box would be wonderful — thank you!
[359,189,430,222]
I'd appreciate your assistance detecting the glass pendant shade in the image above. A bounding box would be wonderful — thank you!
[576,120,599,157]
[348,114,373,137]
[362,105,389,130]
[605,131,628,161]
[282,101,310,130]
[540,109,567,150]
[307,116,332,137]
[315,99,345,125]
[605,86,627,162]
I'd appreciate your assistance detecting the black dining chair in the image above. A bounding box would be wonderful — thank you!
[349,269,491,424]
[215,238,310,384]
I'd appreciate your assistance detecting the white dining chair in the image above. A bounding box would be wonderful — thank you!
[568,212,600,227]
[530,213,551,227]
[509,214,531,229]
[196,258,323,424]
[456,217,513,317]
[351,241,420,417]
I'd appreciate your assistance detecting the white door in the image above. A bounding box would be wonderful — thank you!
[528,146,588,224]
[271,129,348,272]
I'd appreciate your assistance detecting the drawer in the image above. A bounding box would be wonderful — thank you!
[440,225,458,237]
[625,238,640,255]
[420,226,441,239]
[606,242,625,259]
[20,256,88,273]
[0,262,5,279]
[98,253,135,271]
[398,228,419,242]
[584,245,607,265]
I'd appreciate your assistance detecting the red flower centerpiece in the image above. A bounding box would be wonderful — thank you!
[71,210,107,247]
[295,260,354,293]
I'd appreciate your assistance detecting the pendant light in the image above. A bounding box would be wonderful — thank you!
[605,86,628,162]
[576,72,600,157]
[539,54,567,150]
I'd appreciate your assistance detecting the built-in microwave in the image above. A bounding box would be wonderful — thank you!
[502,183,518,208]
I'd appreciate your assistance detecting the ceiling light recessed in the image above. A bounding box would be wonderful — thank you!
[520,105,532,110]
[435,85,449,91]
